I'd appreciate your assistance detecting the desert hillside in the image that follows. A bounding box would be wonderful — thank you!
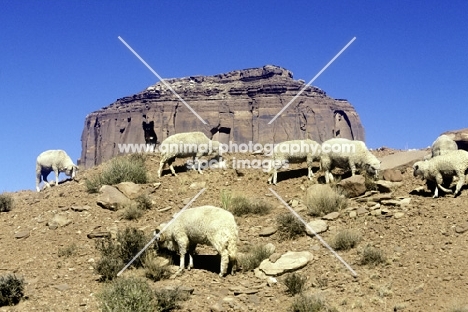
[1,148,468,312]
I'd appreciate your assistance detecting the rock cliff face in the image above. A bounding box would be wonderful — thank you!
[80,65,365,168]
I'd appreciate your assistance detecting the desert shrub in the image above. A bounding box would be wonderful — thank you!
[289,294,338,312]
[238,244,273,271]
[97,277,155,312]
[276,213,305,240]
[363,172,378,191]
[95,227,149,281]
[331,230,361,251]
[221,191,271,216]
[360,246,386,267]
[86,154,148,193]
[220,189,232,210]
[143,254,171,282]
[154,287,189,312]
[0,274,24,306]
[0,193,13,213]
[95,238,124,282]
[136,194,152,210]
[58,243,77,258]
[305,186,347,217]
[117,227,149,267]
[284,273,307,296]
[121,205,145,220]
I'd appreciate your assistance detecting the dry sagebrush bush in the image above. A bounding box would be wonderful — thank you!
[305,185,347,217]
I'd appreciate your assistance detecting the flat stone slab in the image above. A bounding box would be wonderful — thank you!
[305,220,328,236]
[322,211,340,220]
[259,251,313,276]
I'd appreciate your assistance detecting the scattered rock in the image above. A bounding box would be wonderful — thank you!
[71,205,90,212]
[269,253,281,263]
[189,181,206,189]
[356,207,369,215]
[455,223,468,234]
[349,211,357,218]
[115,182,142,199]
[394,212,405,219]
[259,251,313,276]
[96,185,131,211]
[158,206,172,212]
[54,284,70,291]
[322,212,340,220]
[375,180,402,193]
[264,243,276,255]
[259,227,277,237]
[381,199,402,206]
[305,220,328,236]
[14,231,30,239]
[47,214,72,229]
[382,169,403,182]
[338,175,366,198]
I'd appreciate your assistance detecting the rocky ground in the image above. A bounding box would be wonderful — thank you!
[1,148,468,312]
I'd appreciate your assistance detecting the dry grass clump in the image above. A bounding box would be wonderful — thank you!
[276,213,305,240]
[95,227,149,281]
[289,294,338,312]
[0,274,24,306]
[331,230,361,251]
[238,244,274,271]
[221,190,272,216]
[305,186,347,217]
[284,273,307,296]
[86,154,148,193]
[0,193,13,213]
[97,277,155,312]
[58,243,77,258]
[142,253,171,282]
[360,246,386,267]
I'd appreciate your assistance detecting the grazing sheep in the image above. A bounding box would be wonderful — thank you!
[155,205,238,277]
[36,150,78,192]
[320,138,381,183]
[158,132,220,177]
[413,149,468,198]
[267,139,321,185]
[142,121,158,146]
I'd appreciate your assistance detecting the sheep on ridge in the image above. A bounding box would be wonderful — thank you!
[157,132,220,177]
[431,134,458,158]
[413,149,468,198]
[320,138,380,183]
[155,205,238,277]
[36,150,78,192]
[267,139,321,185]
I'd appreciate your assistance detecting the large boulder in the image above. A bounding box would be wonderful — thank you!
[442,128,468,151]
[80,65,365,168]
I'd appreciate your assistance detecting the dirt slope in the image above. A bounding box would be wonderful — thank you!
[1,150,468,312]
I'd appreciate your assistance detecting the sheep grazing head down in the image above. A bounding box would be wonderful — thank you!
[365,156,381,178]
[412,161,426,179]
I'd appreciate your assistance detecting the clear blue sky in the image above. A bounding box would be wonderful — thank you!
[1,1,467,192]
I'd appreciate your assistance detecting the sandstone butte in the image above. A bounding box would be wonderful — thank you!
[80,65,365,168]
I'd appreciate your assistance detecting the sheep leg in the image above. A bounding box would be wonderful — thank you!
[54,169,60,186]
[36,171,42,192]
[167,159,177,176]
[196,156,204,174]
[219,249,229,277]
[157,161,165,178]
[454,172,466,197]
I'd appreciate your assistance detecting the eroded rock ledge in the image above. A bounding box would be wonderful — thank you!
[80,65,365,168]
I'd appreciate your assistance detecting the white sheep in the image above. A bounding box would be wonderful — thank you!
[320,138,381,183]
[155,205,238,277]
[267,139,321,185]
[413,149,468,198]
[157,132,220,177]
[36,150,78,192]
[431,134,458,158]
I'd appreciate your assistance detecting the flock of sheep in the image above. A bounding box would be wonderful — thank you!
[34,132,468,277]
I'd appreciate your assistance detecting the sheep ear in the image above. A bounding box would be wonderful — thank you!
[414,165,419,170]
